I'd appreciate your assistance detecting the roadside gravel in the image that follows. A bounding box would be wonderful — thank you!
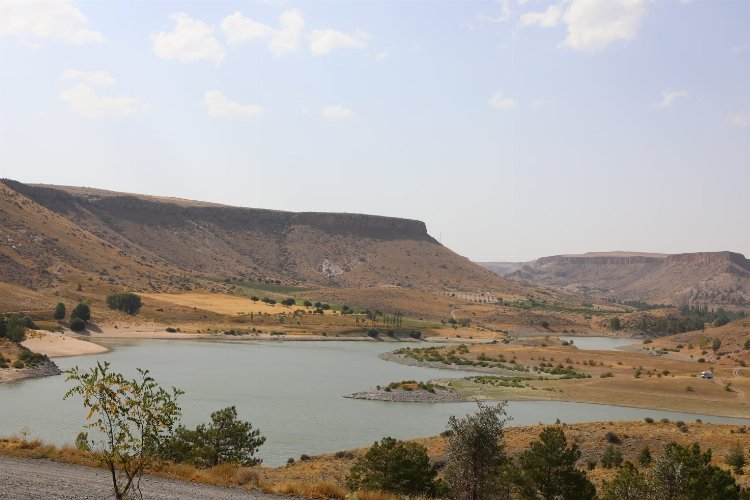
[0,455,283,500]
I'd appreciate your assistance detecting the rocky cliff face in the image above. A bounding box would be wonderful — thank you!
[0,179,509,293]
[485,251,750,308]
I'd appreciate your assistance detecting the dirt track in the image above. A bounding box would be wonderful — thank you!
[0,455,282,500]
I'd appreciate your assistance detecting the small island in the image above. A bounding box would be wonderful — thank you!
[345,379,463,403]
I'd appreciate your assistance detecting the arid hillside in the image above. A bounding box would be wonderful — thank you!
[481,251,750,309]
[0,179,525,307]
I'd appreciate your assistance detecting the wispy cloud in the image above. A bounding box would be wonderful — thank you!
[489,91,516,110]
[309,28,369,56]
[60,84,146,118]
[728,112,750,128]
[203,90,263,118]
[151,13,225,65]
[221,9,304,57]
[60,69,116,87]
[321,105,355,119]
[520,5,562,28]
[731,44,750,54]
[0,0,103,44]
[658,89,689,108]
[561,0,647,52]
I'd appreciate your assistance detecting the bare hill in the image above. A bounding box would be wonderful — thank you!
[0,180,523,303]
[480,251,750,308]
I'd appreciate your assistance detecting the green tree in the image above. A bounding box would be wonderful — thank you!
[347,437,439,496]
[54,303,66,320]
[638,446,653,466]
[5,314,29,342]
[281,297,296,307]
[162,406,265,468]
[712,337,721,354]
[602,444,624,468]
[648,442,741,500]
[303,300,313,308]
[726,444,746,475]
[0,313,6,338]
[610,317,622,331]
[70,303,91,322]
[515,426,596,500]
[443,402,508,500]
[106,293,142,315]
[64,362,182,500]
[250,296,259,303]
[602,462,650,500]
[69,317,86,332]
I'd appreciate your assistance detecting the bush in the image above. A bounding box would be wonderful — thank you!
[54,303,66,320]
[281,298,296,307]
[609,317,622,331]
[347,437,439,496]
[726,444,745,475]
[601,445,624,468]
[605,431,621,444]
[166,327,177,333]
[69,318,86,332]
[106,293,142,315]
[639,447,652,466]
[13,360,24,369]
[644,417,654,424]
[516,427,596,499]
[444,403,508,500]
[367,329,378,338]
[540,320,550,329]
[70,303,91,322]
[161,406,265,468]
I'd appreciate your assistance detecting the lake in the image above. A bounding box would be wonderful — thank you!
[558,336,639,351]
[0,339,746,466]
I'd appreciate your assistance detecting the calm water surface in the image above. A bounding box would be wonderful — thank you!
[0,339,746,466]
[558,336,639,351]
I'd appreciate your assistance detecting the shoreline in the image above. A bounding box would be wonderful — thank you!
[378,349,750,420]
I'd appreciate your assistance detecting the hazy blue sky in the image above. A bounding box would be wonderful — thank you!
[1,0,748,261]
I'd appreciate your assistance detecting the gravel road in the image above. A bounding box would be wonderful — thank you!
[0,456,283,500]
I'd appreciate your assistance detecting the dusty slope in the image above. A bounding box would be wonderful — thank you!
[1,180,518,294]
[485,251,750,308]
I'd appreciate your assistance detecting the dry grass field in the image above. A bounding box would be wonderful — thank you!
[6,419,747,497]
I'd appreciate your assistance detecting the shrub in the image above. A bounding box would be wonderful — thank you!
[166,327,177,333]
[540,320,550,329]
[69,318,86,332]
[367,329,379,338]
[70,303,91,322]
[726,444,745,475]
[281,298,296,307]
[347,437,439,496]
[106,293,142,315]
[605,431,621,444]
[444,403,508,500]
[161,406,265,467]
[639,447,652,466]
[300,454,311,461]
[609,317,622,331]
[515,426,596,500]
[600,372,614,378]
[601,445,624,468]
[54,303,66,320]
[644,417,654,424]
[13,360,24,369]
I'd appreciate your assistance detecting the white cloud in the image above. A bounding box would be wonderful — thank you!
[477,0,512,24]
[60,83,145,118]
[269,8,304,57]
[375,50,388,61]
[520,5,562,27]
[321,105,354,119]
[728,112,750,128]
[60,69,115,87]
[0,0,103,44]
[658,89,688,108]
[151,13,225,64]
[309,28,369,56]
[221,11,273,44]
[203,90,263,118]
[732,45,750,54]
[489,91,516,110]
[561,0,647,52]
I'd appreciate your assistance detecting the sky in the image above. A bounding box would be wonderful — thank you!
[0,0,748,262]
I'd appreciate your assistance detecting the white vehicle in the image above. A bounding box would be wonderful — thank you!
[700,370,713,379]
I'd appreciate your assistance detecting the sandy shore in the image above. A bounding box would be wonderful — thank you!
[21,331,109,357]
